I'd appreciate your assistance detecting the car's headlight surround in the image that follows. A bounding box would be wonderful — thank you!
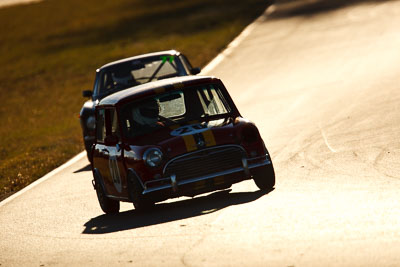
[143,148,163,167]
[86,115,96,130]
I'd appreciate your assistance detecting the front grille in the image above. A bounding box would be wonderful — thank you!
[164,145,246,181]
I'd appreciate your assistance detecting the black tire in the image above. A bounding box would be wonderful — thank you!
[252,164,275,190]
[127,172,154,212]
[94,175,120,214]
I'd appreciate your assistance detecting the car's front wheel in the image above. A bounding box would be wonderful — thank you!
[94,174,120,214]
[252,164,275,190]
[127,172,155,212]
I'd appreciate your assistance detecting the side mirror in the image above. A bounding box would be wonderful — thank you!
[104,135,119,146]
[191,67,201,75]
[83,90,93,98]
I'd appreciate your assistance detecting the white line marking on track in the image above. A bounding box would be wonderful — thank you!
[0,0,41,8]
[201,4,276,74]
[0,151,86,206]
[201,25,255,74]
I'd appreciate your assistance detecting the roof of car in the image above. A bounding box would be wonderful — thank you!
[98,76,220,107]
[98,50,181,71]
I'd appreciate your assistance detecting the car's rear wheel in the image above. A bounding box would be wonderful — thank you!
[94,174,120,214]
[252,164,275,190]
[127,172,155,212]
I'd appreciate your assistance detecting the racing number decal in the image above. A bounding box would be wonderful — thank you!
[109,154,122,193]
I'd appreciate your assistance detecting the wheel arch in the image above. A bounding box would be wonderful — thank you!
[126,168,145,189]
[93,168,108,195]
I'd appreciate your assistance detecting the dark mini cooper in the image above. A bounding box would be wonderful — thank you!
[80,50,200,161]
[91,76,275,214]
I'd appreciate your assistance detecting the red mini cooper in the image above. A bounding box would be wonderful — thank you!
[91,76,275,214]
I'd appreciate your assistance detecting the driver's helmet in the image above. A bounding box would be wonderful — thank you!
[112,68,133,86]
[132,98,160,126]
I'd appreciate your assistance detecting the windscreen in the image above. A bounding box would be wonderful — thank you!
[97,55,186,97]
[120,84,231,138]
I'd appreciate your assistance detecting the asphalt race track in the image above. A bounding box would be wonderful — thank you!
[1,0,400,266]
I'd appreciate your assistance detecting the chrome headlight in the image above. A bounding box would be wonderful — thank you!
[143,148,163,167]
[86,115,96,130]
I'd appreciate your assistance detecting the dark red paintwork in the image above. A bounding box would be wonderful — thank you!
[91,76,274,213]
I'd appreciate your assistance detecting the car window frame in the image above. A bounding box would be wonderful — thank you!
[118,83,234,140]
[96,107,120,144]
[96,108,106,144]
[179,54,194,73]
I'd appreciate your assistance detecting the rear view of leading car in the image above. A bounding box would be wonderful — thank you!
[90,76,275,214]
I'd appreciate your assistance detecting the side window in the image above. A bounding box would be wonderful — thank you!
[110,108,120,138]
[98,72,112,96]
[102,108,119,138]
[96,109,106,143]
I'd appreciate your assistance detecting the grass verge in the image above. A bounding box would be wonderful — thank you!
[0,0,271,201]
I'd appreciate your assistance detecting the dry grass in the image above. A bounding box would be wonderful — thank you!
[0,0,271,201]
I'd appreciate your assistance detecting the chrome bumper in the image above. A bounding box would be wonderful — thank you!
[142,156,271,195]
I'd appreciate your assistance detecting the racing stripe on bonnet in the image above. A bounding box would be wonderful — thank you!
[182,135,197,152]
[202,129,216,147]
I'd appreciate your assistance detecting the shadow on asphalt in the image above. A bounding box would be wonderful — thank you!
[266,0,396,19]
[73,164,91,173]
[82,188,273,234]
